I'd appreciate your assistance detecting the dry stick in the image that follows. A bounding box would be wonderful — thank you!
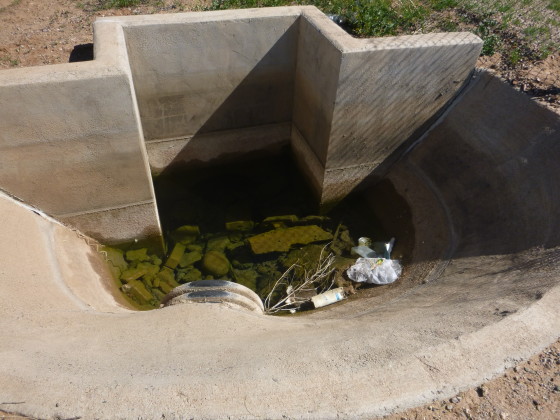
[264,244,337,314]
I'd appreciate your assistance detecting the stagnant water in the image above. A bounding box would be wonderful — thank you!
[100,149,413,311]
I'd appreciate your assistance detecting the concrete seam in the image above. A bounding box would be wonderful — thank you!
[144,122,292,145]
[55,200,155,219]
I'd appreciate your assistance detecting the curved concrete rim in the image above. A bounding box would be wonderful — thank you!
[1,8,560,420]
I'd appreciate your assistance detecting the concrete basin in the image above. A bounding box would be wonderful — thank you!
[0,6,559,419]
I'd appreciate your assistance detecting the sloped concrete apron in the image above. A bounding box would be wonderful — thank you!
[1,7,560,420]
[1,71,560,419]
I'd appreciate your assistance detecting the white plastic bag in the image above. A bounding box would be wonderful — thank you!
[346,257,402,285]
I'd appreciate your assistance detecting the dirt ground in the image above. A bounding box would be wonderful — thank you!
[0,0,559,419]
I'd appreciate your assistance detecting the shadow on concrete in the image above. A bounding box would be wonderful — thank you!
[340,71,560,261]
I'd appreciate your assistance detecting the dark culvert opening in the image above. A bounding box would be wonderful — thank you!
[101,145,416,313]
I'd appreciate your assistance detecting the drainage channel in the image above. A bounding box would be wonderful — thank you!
[101,149,415,314]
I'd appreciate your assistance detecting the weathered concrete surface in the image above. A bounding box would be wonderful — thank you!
[0,6,481,242]
[1,70,560,419]
[0,29,161,245]
[290,8,483,205]
[123,10,299,141]
[1,7,559,419]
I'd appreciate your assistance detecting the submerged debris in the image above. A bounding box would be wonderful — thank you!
[101,214,401,312]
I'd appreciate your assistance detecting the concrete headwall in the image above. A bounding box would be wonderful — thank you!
[0,5,481,244]
[121,9,300,171]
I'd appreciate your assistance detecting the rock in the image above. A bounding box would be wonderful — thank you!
[262,215,298,228]
[158,280,174,294]
[170,225,200,244]
[101,247,128,278]
[151,288,166,302]
[150,255,162,266]
[122,280,153,305]
[232,268,259,292]
[206,236,231,252]
[157,267,179,288]
[202,250,230,277]
[450,397,461,404]
[178,250,202,268]
[300,215,330,225]
[248,226,333,254]
[165,243,186,269]
[186,244,203,253]
[225,221,254,232]
[445,404,454,411]
[176,268,202,283]
[125,248,149,262]
[156,267,180,294]
[120,266,148,283]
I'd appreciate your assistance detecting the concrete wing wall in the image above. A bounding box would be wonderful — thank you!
[0,64,161,245]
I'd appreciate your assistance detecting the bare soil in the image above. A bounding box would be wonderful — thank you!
[0,1,559,419]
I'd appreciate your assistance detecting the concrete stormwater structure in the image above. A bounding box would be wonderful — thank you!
[0,6,559,419]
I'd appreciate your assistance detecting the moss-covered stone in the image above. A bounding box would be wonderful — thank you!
[125,248,149,262]
[121,266,148,283]
[177,267,202,283]
[170,225,200,244]
[247,226,333,254]
[263,215,298,224]
[101,247,128,278]
[232,268,259,292]
[152,288,166,302]
[178,250,202,268]
[225,221,254,232]
[157,267,176,285]
[123,280,153,305]
[202,250,230,277]
[165,243,186,269]
[206,236,230,253]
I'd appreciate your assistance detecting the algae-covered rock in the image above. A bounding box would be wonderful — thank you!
[157,267,177,285]
[159,280,174,294]
[101,247,128,278]
[125,248,149,262]
[186,243,203,253]
[121,266,148,283]
[122,280,153,305]
[206,236,231,253]
[225,221,254,232]
[176,267,202,283]
[150,255,163,266]
[232,268,259,292]
[165,243,186,269]
[300,215,330,225]
[152,288,166,302]
[263,215,298,224]
[247,225,333,254]
[137,262,160,277]
[179,250,203,268]
[202,250,230,277]
[170,225,200,244]
[157,267,180,294]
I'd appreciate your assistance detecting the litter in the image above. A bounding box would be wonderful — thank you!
[352,237,395,259]
[346,257,402,285]
[311,287,346,308]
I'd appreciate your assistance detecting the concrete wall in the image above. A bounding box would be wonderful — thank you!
[0,61,161,245]
[0,6,482,244]
[291,8,483,205]
[125,15,299,140]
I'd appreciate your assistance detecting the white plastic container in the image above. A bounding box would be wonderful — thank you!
[311,287,346,309]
